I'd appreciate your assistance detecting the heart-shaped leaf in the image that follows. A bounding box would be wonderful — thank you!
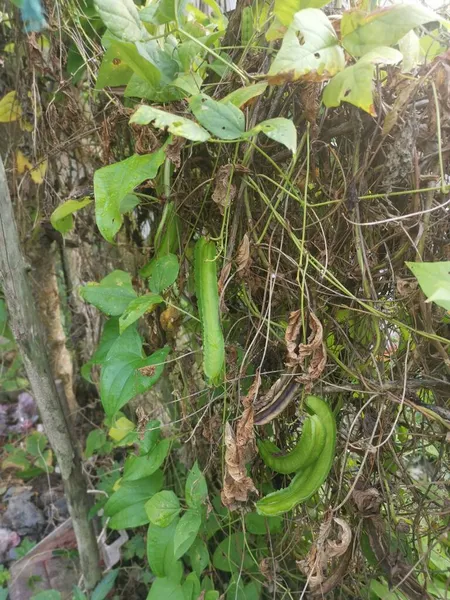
[189,94,245,140]
[80,271,137,316]
[130,105,210,141]
[406,261,450,311]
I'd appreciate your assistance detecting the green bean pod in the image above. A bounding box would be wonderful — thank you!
[194,237,225,384]
[256,396,336,517]
[257,414,326,475]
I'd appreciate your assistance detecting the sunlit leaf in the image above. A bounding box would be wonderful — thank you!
[268,9,345,84]
[221,82,267,107]
[16,151,47,184]
[94,0,147,42]
[94,150,165,242]
[406,261,450,311]
[130,105,210,141]
[247,117,297,154]
[189,94,245,140]
[275,0,331,26]
[50,198,92,234]
[108,416,135,442]
[323,47,402,116]
[341,5,440,57]
[0,90,22,122]
[96,45,133,89]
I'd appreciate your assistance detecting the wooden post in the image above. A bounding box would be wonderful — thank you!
[0,156,101,590]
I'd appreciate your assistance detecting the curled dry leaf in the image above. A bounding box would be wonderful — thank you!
[297,515,352,595]
[166,135,185,169]
[212,164,236,214]
[285,310,326,389]
[236,233,251,275]
[221,371,260,510]
[352,487,382,516]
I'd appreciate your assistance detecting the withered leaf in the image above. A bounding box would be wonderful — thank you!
[236,233,251,275]
[166,135,185,169]
[297,516,352,594]
[221,372,260,510]
[285,311,327,389]
[212,164,236,214]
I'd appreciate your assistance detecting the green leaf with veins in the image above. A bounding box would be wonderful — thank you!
[220,82,267,107]
[96,45,133,90]
[247,117,297,154]
[145,490,181,527]
[341,5,440,57]
[275,0,331,26]
[100,326,170,417]
[80,271,137,316]
[50,198,92,234]
[406,261,450,311]
[189,94,245,140]
[94,0,147,42]
[174,509,202,559]
[323,47,402,116]
[94,150,165,242]
[119,294,164,334]
[268,9,345,83]
[130,105,210,141]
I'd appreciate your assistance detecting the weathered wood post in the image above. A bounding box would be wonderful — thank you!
[0,156,101,590]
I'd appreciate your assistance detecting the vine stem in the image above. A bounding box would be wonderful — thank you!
[0,157,101,589]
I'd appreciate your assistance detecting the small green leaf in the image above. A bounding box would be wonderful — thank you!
[82,318,121,381]
[140,419,162,454]
[174,509,201,559]
[189,94,245,140]
[119,294,164,333]
[406,261,450,311]
[91,569,119,600]
[26,431,47,457]
[147,577,184,600]
[94,0,147,42]
[123,438,171,481]
[85,429,107,458]
[341,5,440,57]
[130,106,210,142]
[148,254,179,293]
[212,533,253,572]
[247,118,297,154]
[96,45,133,90]
[94,150,165,242]
[50,198,92,234]
[147,518,180,577]
[187,538,210,577]
[145,490,180,527]
[268,9,345,83]
[185,461,208,508]
[182,572,201,600]
[323,47,403,116]
[104,471,164,529]
[275,0,331,26]
[100,327,170,417]
[80,271,137,316]
[220,83,267,107]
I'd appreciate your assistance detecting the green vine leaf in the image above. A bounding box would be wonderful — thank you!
[148,253,180,293]
[174,509,202,559]
[406,261,450,311]
[275,0,331,26]
[189,94,245,140]
[100,327,170,417]
[145,490,181,527]
[341,5,440,57]
[323,47,402,116]
[247,118,297,154]
[94,0,148,42]
[220,82,267,108]
[94,150,165,242]
[123,439,171,481]
[50,197,92,234]
[80,271,137,317]
[268,9,345,84]
[96,46,133,90]
[147,519,181,577]
[130,105,210,141]
[147,578,184,600]
[185,461,208,508]
[119,294,164,334]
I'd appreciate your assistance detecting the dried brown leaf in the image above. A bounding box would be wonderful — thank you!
[236,233,251,275]
[352,487,382,516]
[285,311,327,389]
[212,164,236,214]
[221,373,260,510]
[297,516,352,594]
[166,136,185,169]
